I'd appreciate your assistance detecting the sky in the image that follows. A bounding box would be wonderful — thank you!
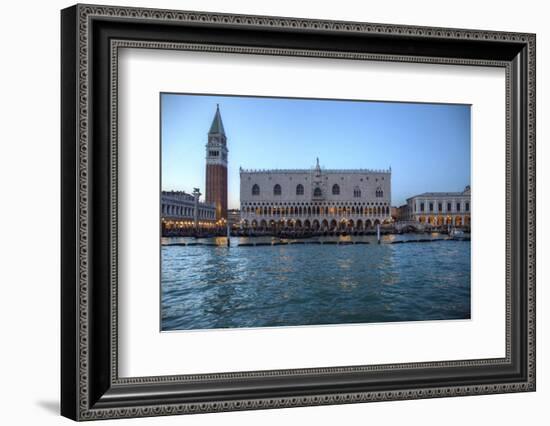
[161,93,471,208]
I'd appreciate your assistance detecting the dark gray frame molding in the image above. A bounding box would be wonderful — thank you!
[61,4,536,421]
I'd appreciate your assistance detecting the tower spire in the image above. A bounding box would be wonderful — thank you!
[209,103,226,136]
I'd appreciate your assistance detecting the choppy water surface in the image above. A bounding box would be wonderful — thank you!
[161,234,470,331]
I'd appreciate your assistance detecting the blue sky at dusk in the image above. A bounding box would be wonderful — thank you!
[161,93,471,208]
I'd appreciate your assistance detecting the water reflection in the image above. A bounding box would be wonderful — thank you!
[161,233,470,331]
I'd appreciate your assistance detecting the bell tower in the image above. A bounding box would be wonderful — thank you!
[205,104,228,221]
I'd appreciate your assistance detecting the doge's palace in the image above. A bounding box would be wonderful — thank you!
[239,158,391,231]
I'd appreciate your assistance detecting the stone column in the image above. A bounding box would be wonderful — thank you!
[193,188,201,232]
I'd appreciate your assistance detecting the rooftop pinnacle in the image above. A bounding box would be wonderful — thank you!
[209,104,226,135]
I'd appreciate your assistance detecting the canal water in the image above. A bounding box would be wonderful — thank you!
[161,233,471,331]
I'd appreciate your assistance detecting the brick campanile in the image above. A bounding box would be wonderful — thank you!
[205,104,228,221]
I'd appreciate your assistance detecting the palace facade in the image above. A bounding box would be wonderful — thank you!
[239,159,392,231]
[402,186,471,227]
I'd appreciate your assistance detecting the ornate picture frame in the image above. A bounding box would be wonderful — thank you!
[61,4,536,421]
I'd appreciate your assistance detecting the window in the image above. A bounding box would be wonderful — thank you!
[438,203,442,212]
[209,150,219,157]
[429,203,434,212]
[447,202,452,212]
[313,187,322,197]
[296,184,304,196]
[466,202,470,211]
[332,184,340,195]
[420,202,425,212]
[252,184,260,196]
[273,184,282,196]
[353,187,361,198]
[376,187,383,198]
[456,202,461,212]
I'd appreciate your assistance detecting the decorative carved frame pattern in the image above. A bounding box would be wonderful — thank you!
[61,3,536,421]
[109,40,512,383]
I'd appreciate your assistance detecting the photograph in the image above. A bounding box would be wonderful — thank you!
[160,94,472,331]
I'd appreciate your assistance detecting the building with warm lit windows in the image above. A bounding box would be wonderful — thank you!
[403,186,471,227]
[161,189,218,234]
[239,158,392,231]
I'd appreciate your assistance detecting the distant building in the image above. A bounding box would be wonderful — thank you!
[404,186,471,227]
[227,209,241,229]
[394,205,409,222]
[239,158,392,231]
[205,104,228,221]
[161,189,217,234]
[390,206,400,221]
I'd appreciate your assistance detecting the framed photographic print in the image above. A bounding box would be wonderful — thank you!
[61,4,536,421]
